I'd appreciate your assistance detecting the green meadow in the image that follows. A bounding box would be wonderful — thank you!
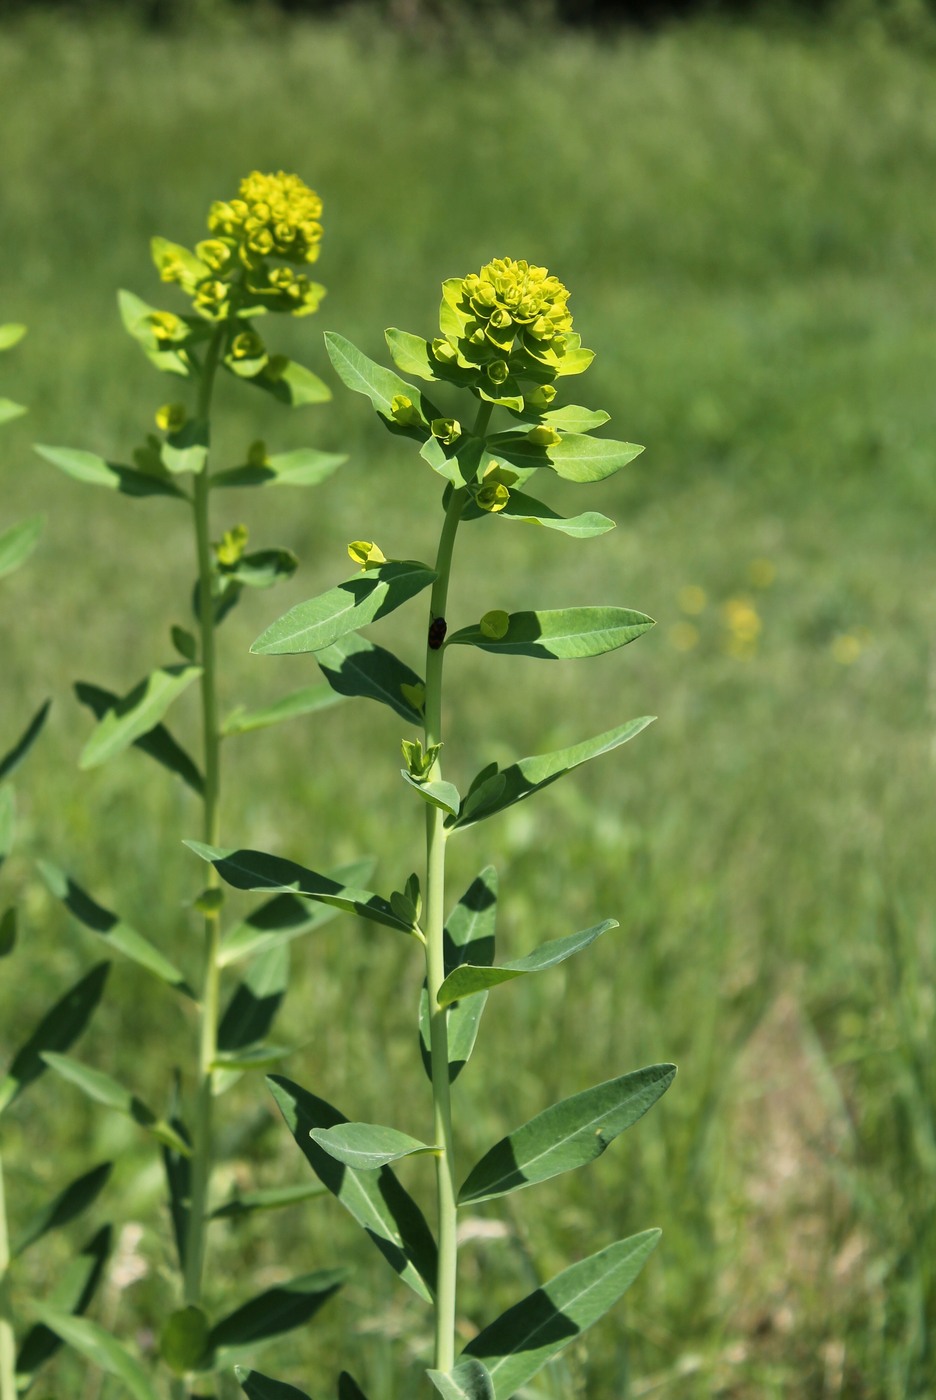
[1,8,935,1396]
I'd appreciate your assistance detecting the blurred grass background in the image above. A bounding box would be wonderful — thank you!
[1,4,935,1397]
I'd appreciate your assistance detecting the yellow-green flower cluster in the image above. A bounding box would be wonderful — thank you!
[432,257,577,400]
[155,171,325,321]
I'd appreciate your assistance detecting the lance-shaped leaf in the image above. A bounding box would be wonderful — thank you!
[316,633,425,724]
[0,322,26,351]
[507,404,611,433]
[0,698,50,783]
[0,907,15,957]
[338,1376,369,1400]
[419,432,486,489]
[420,868,496,1084]
[162,416,208,475]
[30,1309,161,1400]
[211,1181,327,1219]
[463,1231,662,1396]
[459,1064,676,1205]
[75,680,203,794]
[384,328,439,381]
[236,1368,314,1400]
[428,1360,495,1400]
[223,683,344,737]
[208,1268,346,1362]
[252,561,436,657]
[213,447,346,490]
[244,357,331,407]
[188,843,413,935]
[13,1161,112,1255]
[0,399,26,425]
[218,856,375,966]
[453,718,655,830]
[324,331,440,439]
[438,920,615,1009]
[447,608,653,660]
[16,1225,111,1386]
[119,289,190,376]
[311,1122,437,1171]
[218,945,289,1054]
[224,546,298,590]
[34,445,186,499]
[79,664,202,770]
[485,430,643,484]
[489,490,614,539]
[0,515,42,579]
[162,1078,190,1272]
[0,963,109,1115]
[41,1053,190,1155]
[402,772,460,819]
[268,1075,437,1302]
[39,861,195,997]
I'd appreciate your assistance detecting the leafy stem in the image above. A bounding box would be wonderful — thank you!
[0,1150,15,1400]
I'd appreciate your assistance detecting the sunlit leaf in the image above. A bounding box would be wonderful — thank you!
[0,515,42,579]
[35,445,186,499]
[222,683,344,737]
[79,665,201,769]
[16,1225,111,1385]
[310,1122,437,1171]
[75,680,203,794]
[251,561,436,657]
[209,1269,347,1361]
[31,1308,161,1400]
[40,1053,190,1155]
[213,448,345,490]
[316,633,425,724]
[0,698,50,783]
[427,1359,495,1400]
[437,921,615,1009]
[211,1182,327,1219]
[447,608,653,660]
[0,963,109,1115]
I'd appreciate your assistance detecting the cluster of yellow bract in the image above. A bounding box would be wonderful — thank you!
[432,257,574,395]
[207,171,323,267]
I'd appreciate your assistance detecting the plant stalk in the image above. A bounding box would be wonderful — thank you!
[0,1151,15,1400]
[184,326,225,1313]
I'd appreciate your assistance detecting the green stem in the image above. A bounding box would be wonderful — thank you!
[423,484,468,1373]
[0,1151,15,1400]
[184,325,225,1313]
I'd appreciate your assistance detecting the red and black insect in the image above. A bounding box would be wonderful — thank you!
[428,616,447,650]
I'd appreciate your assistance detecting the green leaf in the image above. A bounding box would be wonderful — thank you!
[453,718,655,830]
[427,1360,495,1400]
[459,1064,676,1205]
[268,1075,437,1303]
[226,546,298,590]
[171,624,198,660]
[401,772,460,818]
[162,417,208,475]
[39,860,195,998]
[40,1053,190,1155]
[218,861,371,968]
[0,323,26,351]
[447,607,653,660]
[160,1304,210,1375]
[222,683,344,737]
[35,444,186,499]
[338,1374,369,1400]
[420,869,497,1084]
[491,491,614,539]
[251,561,436,657]
[162,1076,190,1272]
[218,945,289,1054]
[316,633,425,724]
[0,785,13,866]
[463,1231,662,1396]
[213,448,346,490]
[0,963,109,1115]
[31,1308,161,1400]
[0,698,50,783]
[384,328,439,380]
[236,1367,313,1400]
[310,1122,437,1171]
[211,1181,327,1219]
[324,332,439,438]
[245,357,332,407]
[0,515,42,579]
[0,398,26,425]
[208,1269,347,1361]
[419,432,484,488]
[438,920,615,1010]
[118,288,191,376]
[507,405,610,434]
[13,1161,112,1256]
[16,1225,111,1386]
[75,681,203,794]
[79,664,201,769]
[0,907,16,957]
[188,843,413,935]
[485,430,643,484]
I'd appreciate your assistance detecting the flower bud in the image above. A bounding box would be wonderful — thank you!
[348,540,387,570]
[231,330,266,360]
[215,524,249,568]
[476,481,510,513]
[390,394,423,428]
[155,402,188,433]
[430,418,461,445]
[525,425,562,448]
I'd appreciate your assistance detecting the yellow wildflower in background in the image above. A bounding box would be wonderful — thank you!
[678,585,707,616]
[748,558,776,589]
[668,621,699,652]
[722,595,762,657]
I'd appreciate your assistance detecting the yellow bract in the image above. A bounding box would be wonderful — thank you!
[155,402,187,433]
[215,524,248,568]
[348,540,387,571]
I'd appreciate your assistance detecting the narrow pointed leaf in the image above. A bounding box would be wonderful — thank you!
[0,698,50,782]
[453,719,655,829]
[438,920,615,1009]
[463,1231,662,1395]
[31,1308,161,1400]
[209,1269,346,1360]
[189,843,413,934]
[79,665,202,769]
[459,1065,676,1205]
[35,444,186,498]
[447,608,653,660]
[252,561,436,657]
[236,1368,313,1400]
[428,1360,495,1400]
[75,680,203,793]
[14,1161,112,1255]
[222,683,344,737]
[213,1043,292,1077]
[16,1225,111,1385]
[384,328,439,380]
[420,868,497,1083]
[401,772,460,818]
[0,907,15,957]
[0,515,42,579]
[492,491,614,539]
[213,447,346,490]
[218,857,375,966]
[0,322,26,350]
[245,357,331,407]
[338,1375,370,1400]
[218,945,289,1053]
[162,1078,190,1272]
[324,331,440,435]
[268,1075,437,1302]
[486,431,643,483]
[225,546,298,590]
[0,963,109,1115]
[212,1182,327,1219]
[39,860,195,996]
[0,399,25,424]
[316,633,425,724]
[542,405,611,432]
[41,1053,190,1155]
[311,1122,437,1171]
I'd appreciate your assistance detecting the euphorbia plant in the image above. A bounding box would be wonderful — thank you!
[33,175,354,1397]
[195,257,676,1399]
